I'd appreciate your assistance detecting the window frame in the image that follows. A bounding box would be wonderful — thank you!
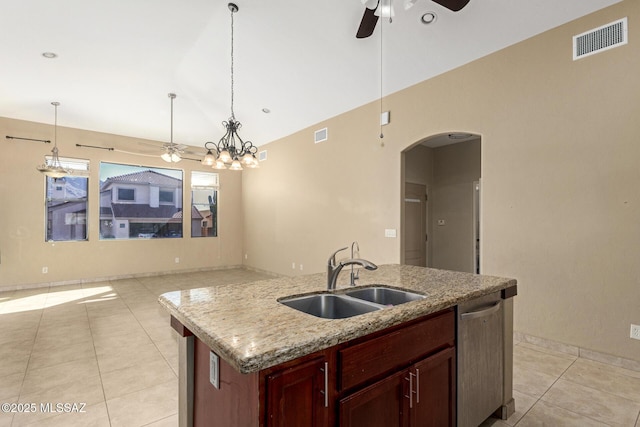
[44,156,90,242]
[191,171,219,238]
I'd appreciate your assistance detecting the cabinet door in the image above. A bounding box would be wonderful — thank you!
[410,346,456,427]
[266,357,328,427]
[339,369,409,427]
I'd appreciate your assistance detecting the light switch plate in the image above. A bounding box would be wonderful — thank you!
[210,351,219,388]
[631,324,640,340]
[384,228,397,238]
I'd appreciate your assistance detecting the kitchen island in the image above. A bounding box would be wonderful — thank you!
[159,264,517,427]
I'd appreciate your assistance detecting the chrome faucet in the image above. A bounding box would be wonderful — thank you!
[327,246,377,291]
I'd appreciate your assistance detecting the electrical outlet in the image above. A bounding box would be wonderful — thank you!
[210,351,219,388]
[292,262,296,269]
[42,266,48,274]
[174,257,180,264]
[631,324,640,340]
[299,264,303,271]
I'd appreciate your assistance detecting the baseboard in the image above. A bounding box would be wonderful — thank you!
[0,265,256,293]
[514,331,640,372]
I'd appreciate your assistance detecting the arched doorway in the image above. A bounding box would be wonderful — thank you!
[402,132,481,273]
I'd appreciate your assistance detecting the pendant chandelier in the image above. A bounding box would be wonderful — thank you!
[36,101,69,178]
[161,93,182,163]
[201,3,258,171]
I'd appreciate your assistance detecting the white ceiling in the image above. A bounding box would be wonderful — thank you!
[0,0,621,152]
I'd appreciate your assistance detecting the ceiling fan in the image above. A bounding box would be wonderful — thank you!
[133,137,197,163]
[356,0,471,38]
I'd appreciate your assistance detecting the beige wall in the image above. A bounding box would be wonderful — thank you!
[0,117,244,290]
[243,1,640,362]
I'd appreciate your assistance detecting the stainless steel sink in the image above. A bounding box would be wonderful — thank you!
[279,294,382,319]
[345,286,425,306]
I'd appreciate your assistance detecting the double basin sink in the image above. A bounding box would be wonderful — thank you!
[279,286,425,319]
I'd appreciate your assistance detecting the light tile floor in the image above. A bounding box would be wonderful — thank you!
[483,340,640,427]
[1,269,639,426]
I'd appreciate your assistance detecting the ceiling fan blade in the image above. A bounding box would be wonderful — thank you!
[356,6,379,38]
[431,0,470,12]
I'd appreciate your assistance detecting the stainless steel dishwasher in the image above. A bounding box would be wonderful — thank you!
[457,291,504,427]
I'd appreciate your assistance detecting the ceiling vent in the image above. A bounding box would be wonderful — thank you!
[314,127,328,144]
[573,17,627,60]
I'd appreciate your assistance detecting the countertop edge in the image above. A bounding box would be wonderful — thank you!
[159,266,516,374]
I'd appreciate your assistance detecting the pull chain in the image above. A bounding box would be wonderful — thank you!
[379,17,384,146]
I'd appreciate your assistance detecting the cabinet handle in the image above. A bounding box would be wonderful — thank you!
[460,301,501,320]
[320,362,329,408]
[414,369,420,403]
[404,372,416,409]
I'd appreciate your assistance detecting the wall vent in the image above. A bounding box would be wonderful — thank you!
[258,150,267,161]
[573,17,627,60]
[314,127,328,144]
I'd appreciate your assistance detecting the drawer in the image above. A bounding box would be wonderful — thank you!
[339,309,454,391]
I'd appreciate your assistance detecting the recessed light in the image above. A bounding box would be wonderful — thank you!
[42,52,58,59]
[262,108,271,114]
[421,12,437,25]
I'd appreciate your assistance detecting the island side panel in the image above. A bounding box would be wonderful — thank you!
[193,337,259,427]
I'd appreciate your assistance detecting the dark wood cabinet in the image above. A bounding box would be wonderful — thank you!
[185,309,455,427]
[410,346,456,427]
[339,369,409,427]
[338,346,455,427]
[265,356,329,427]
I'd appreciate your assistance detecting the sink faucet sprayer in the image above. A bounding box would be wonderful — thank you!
[327,246,377,291]
[350,241,360,286]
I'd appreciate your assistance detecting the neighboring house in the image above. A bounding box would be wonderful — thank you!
[173,206,206,237]
[46,176,88,241]
[47,200,87,241]
[99,170,184,239]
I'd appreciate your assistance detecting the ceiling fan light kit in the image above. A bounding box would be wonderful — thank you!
[201,2,259,171]
[36,101,70,178]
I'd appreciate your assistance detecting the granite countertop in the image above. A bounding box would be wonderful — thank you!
[158,264,516,374]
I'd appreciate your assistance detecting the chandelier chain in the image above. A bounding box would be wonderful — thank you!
[200,3,258,170]
[230,5,235,120]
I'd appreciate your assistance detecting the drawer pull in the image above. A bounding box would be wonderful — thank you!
[415,368,420,403]
[404,371,417,408]
[320,362,329,408]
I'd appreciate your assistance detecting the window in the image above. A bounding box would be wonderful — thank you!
[117,188,135,201]
[100,162,183,239]
[191,171,218,237]
[159,190,174,203]
[45,157,89,242]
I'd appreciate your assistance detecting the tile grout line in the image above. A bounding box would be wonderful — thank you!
[510,342,545,426]
[528,355,619,427]
[11,287,48,427]
[105,278,179,426]
[117,277,179,378]
[511,341,582,426]
[85,280,115,427]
